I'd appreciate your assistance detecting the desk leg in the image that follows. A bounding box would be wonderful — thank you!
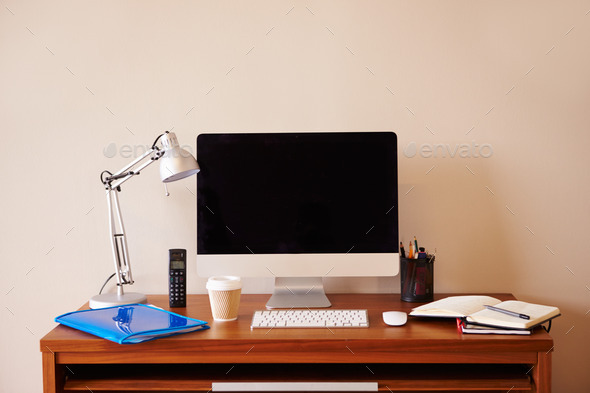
[42,352,64,393]
[533,350,552,393]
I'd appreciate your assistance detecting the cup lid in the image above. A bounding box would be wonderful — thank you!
[206,276,242,290]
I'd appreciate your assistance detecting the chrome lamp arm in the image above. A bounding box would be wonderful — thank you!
[103,147,161,296]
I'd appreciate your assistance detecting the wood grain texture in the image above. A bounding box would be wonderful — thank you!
[42,351,65,393]
[41,294,553,354]
[534,350,553,393]
[40,294,553,392]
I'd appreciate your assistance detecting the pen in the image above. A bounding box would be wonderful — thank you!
[484,305,530,320]
[414,236,419,259]
[400,242,406,258]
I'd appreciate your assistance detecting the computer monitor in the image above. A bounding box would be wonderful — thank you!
[196,132,399,308]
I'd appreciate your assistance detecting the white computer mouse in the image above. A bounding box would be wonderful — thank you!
[382,311,408,326]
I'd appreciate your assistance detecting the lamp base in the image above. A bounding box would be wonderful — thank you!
[89,292,148,309]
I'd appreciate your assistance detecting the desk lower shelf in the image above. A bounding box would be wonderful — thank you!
[63,363,532,392]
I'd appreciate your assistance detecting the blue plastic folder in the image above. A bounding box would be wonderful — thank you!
[55,304,209,344]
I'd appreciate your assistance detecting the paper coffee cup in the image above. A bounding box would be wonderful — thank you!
[206,276,242,321]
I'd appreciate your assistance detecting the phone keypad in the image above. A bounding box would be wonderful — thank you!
[169,270,186,307]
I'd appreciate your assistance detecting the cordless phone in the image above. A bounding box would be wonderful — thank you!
[168,249,187,307]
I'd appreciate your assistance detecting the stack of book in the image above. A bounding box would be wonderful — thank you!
[409,295,560,335]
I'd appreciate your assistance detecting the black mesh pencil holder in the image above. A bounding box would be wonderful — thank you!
[400,256,434,302]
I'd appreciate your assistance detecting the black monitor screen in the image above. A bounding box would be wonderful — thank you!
[197,132,398,255]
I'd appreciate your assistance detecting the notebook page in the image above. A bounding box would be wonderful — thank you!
[468,301,560,329]
[410,296,501,317]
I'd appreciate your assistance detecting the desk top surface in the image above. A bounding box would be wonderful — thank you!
[40,293,553,354]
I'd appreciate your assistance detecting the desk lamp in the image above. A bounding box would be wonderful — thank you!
[89,131,199,309]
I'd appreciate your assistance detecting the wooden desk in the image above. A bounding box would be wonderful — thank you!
[40,294,553,392]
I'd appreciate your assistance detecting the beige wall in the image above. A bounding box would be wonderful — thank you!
[1,1,589,391]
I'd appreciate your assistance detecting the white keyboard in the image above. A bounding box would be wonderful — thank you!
[251,309,369,328]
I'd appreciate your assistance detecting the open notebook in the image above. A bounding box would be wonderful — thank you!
[410,296,560,330]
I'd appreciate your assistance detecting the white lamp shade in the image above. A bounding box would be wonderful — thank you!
[158,132,199,182]
[160,147,200,182]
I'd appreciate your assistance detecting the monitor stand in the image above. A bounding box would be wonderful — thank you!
[266,277,332,309]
